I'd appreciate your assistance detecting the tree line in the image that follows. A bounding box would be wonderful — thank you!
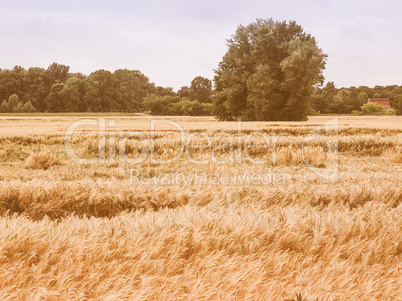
[0,64,213,115]
[311,82,402,115]
[1,18,401,118]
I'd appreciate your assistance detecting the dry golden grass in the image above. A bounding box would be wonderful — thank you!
[24,152,61,170]
[0,203,400,300]
[0,115,401,300]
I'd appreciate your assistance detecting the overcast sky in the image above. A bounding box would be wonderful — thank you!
[0,0,401,90]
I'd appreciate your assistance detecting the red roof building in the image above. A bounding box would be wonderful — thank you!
[368,98,391,109]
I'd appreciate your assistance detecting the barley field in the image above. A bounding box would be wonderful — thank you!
[0,115,401,301]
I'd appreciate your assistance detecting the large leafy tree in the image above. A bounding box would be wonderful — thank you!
[46,78,87,112]
[153,86,176,97]
[177,86,190,98]
[114,69,154,112]
[85,70,123,112]
[311,81,337,114]
[64,76,89,112]
[0,66,25,103]
[395,95,402,115]
[23,67,52,111]
[189,76,212,103]
[47,63,70,84]
[46,83,65,112]
[214,18,327,121]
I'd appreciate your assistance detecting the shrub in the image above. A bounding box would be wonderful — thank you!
[0,94,37,113]
[22,101,37,113]
[385,108,395,115]
[360,102,384,115]
[143,95,213,116]
[142,94,180,115]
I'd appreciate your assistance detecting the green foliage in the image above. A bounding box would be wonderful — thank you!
[0,101,7,112]
[171,98,213,116]
[337,88,369,113]
[360,102,384,115]
[357,92,368,108]
[21,101,36,113]
[171,97,194,115]
[399,98,402,116]
[46,83,65,112]
[311,81,336,114]
[153,86,176,97]
[177,86,190,98]
[143,95,213,116]
[385,108,396,115]
[114,69,154,112]
[0,94,36,113]
[190,76,212,103]
[63,77,89,112]
[8,94,20,111]
[85,70,124,112]
[0,64,156,113]
[0,66,25,103]
[1,59,400,116]
[200,103,213,115]
[311,84,402,114]
[23,67,52,111]
[214,18,327,121]
[47,63,70,83]
[394,95,402,115]
[143,95,180,115]
[46,80,87,112]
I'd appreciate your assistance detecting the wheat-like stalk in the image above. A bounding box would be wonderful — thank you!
[0,115,400,300]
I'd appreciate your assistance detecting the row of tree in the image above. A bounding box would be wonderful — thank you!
[1,19,401,118]
[0,64,152,112]
[311,82,402,115]
[0,64,214,114]
[142,76,213,115]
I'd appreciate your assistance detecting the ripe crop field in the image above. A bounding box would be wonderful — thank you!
[0,115,401,300]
